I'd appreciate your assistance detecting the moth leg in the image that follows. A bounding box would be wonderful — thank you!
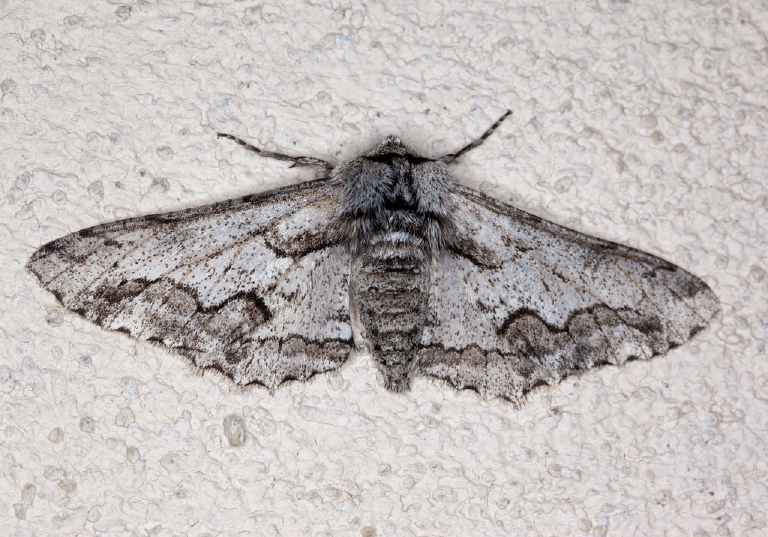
[217,132,333,173]
[437,110,512,164]
[348,286,371,354]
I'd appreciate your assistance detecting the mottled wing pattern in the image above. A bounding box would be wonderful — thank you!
[418,184,719,401]
[28,178,354,388]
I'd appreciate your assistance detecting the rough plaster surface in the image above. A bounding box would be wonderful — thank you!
[1,1,766,536]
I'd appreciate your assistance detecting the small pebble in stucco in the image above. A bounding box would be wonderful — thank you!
[223,414,247,446]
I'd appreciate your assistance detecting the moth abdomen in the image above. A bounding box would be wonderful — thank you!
[351,250,431,392]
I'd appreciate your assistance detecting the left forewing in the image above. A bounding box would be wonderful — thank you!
[27,178,354,388]
[417,183,719,401]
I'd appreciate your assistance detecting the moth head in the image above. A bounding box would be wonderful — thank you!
[363,136,424,160]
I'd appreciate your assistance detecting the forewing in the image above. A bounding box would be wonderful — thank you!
[418,184,719,401]
[28,178,354,388]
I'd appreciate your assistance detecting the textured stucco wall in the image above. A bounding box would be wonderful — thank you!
[1,1,766,536]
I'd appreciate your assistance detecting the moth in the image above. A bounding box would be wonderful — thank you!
[27,112,719,401]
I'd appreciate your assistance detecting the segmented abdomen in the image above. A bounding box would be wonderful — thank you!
[351,247,430,392]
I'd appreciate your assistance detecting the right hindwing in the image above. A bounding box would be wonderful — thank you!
[417,183,719,401]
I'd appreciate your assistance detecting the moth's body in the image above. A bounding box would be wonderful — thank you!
[27,112,719,401]
[333,139,455,391]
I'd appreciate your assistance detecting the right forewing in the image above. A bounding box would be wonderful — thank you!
[418,183,719,401]
[28,177,354,388]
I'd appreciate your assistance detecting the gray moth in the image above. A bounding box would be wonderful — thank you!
[27,112,719,401]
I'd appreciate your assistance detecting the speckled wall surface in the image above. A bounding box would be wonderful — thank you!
[1,1,765,536]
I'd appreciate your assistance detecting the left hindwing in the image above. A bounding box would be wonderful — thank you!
[417,183,719,401]
[28,177,354,388]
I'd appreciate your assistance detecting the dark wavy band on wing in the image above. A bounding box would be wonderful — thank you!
[27,176,354,388]
[416,183,719,401]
